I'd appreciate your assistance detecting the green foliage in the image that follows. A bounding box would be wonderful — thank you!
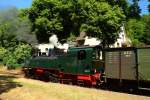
[14,44,32,64]
[67,33,76,41]
[80,1,125,46]
[2,53,9,65]
[142,17,150,44]
[6,55,18,69]
[1,44,32,69]
[0,47,8,61]
[16,16,37,44]
[27,0,65,43]
[126,19,144,46]
[0,8,18,47]
[0,8,34,68]
[0,7,36,48]
[26,0,125,47]
[0,22,18,48]
[148,0,150,13]
[149,5,150,13]
[126,15,150,46]
[128,0,141,18]
[106,0,130,17]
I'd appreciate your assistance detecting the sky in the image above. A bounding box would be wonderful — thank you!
[0,0,149,15]
[139,0,149,15]
[0,0,32,9]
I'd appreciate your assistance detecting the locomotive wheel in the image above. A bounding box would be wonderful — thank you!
[49,75,59,83]
[41,71,50,82]
[24,70,30,78]
[24,70,32,78]
[46,72,59,83]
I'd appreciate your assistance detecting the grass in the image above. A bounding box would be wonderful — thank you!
[0,76,150,100]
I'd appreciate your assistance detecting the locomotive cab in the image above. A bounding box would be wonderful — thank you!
[92,48,104,74]
[70,45,104,85]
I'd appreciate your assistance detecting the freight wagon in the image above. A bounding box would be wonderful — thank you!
[103,47,150,90]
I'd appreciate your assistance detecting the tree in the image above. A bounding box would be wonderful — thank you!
[128,0,141,18]
[0,47,7,62]
[0,8,19,48]
[0,21,18,49]
[106,0,130,17]
[17,12,38,44]
[2,43,32,69]
[14,44,32,64]
[26,0,64,43]
[142,16,150,44]
[148,4,150,13]
[79,0,125,46]
[26,0,125,47]
[126,18,144,46]
[0,8,33,68]
[148,0,150,13]
[0,7,36,49]
[126,14,150,46]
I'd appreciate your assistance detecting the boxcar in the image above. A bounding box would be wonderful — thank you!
[103,47,150,90]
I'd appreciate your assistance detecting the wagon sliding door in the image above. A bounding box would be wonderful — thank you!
[138,47,150,89]
[105,48,137,81]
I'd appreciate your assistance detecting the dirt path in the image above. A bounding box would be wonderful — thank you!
[0,69,150,100]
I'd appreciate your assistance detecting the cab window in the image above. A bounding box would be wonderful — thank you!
[77,50,86,60]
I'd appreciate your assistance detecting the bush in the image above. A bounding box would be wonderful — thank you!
[0,47,8,61]
[1,44,32,69]
[6,55,18,69]
[14,44,32,64]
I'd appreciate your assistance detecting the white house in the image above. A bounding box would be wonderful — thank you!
[111,25,131,48]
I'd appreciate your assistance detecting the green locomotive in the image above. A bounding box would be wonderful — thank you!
[23,45,104,86]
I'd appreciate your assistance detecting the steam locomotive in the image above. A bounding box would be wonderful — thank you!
[23,45,150,90]
[23,45,104,86]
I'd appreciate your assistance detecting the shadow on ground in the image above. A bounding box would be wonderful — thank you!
[0,75,22,95]
[99,85,150,97]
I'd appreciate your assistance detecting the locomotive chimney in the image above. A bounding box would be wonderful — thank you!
[49,34,69,52]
